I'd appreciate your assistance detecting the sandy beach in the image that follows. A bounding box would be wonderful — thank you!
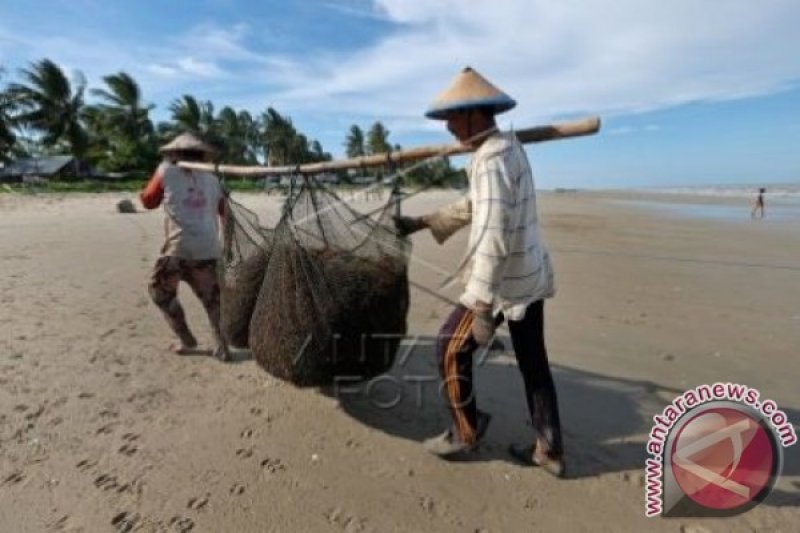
[1,188,798,532]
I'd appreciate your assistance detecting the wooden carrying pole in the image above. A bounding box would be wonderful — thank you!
[178,116,600,177]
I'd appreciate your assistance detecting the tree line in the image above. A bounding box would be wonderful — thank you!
[0,58,465,186]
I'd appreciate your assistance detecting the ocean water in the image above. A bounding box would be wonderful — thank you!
[616,200,800,222]
[620,183,800,222]
[633,182,800,200]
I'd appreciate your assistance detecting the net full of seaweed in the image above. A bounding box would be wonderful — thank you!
[219,197,273,348]
[222,177,411,386]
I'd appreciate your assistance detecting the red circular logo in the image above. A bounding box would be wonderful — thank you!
[670,407,776,510]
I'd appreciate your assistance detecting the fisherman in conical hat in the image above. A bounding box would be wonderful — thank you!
[140,132,230,361]
[395,67,566,476]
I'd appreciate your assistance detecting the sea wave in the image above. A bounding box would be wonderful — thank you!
[633,183,800,199]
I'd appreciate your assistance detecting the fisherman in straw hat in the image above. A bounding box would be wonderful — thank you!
[395,67,566,476]
[140,133,230,361]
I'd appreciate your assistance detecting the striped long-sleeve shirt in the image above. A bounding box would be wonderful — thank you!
[423,131,555,320]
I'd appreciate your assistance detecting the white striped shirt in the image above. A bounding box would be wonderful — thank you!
[424,131,555,320]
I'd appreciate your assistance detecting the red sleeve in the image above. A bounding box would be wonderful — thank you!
[140,169,164,209]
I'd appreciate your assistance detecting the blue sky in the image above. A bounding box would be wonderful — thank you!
[1,0,799,188]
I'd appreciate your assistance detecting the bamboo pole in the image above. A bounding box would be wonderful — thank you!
[178,116,600,177]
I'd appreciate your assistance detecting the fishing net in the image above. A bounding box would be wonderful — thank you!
[222,177,410,386]
[219,198,273,348]
[251,179,410,386]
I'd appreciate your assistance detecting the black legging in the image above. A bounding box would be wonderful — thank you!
[436,299,564,454]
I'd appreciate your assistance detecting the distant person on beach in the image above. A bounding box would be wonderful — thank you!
[139,133,230,361]
[751,187,766,219]
[394,67,566,477]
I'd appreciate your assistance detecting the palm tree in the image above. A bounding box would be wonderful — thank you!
[344,125,365,158]
[216,106,249,164]
[237,110,262,164]
[89,71,156,170]
[0,68,16,162]
[261,107,296,166]
[310,140,331,162]
[367,121,391,155]
[168,95,216,137]
[9,59,88,167]
[168,94,201,134]
[91,72,154,141]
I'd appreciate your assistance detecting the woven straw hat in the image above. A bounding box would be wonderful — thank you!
[425,67,516,120]
[159,132,217,154]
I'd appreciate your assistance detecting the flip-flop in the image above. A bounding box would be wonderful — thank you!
[171,344,208,356]
[212,345,232,362]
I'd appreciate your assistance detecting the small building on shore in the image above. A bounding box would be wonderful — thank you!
[0,155,88,183]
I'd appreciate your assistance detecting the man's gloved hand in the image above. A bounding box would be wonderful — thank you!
[471,301,495,346]
[393,215,428,236]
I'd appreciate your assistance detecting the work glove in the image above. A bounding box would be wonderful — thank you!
[392,215,428,237]
[471,302,496,346]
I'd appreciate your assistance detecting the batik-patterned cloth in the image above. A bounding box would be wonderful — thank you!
[147,255,222,347]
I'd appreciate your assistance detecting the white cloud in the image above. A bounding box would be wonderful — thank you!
[607,126,635,136]
[321,2,393,21]
[2,1,799,139]
[1,22,237,104]
[607,123,661,135]
[171,23,268,64]
[175,57,226,78]
[145,64,181,78]
[262,0,800,131]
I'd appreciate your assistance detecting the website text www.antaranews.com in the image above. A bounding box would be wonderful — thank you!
[644,382,797,517]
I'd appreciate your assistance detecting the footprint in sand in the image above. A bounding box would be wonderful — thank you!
[325,507,366,532]
[524,497,540,510]
[51,514,73,531]
[419,496,435,513]
[94,473,120,491]
[111,511,141,533]
[119,443,137,456]
[250,407,263,416]
[119,433,140,456]
[261,457,285,474]
[24,405,45,421]
[229,483,246,496]
[240,428,254,439]
[168,516,195,532]
[3,471,25,486]
[75,459,98,472]
[187,495,209,510]
[236,447,254,459]
[96,423,116,435]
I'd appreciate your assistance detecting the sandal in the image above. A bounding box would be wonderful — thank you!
[508,442,567,478]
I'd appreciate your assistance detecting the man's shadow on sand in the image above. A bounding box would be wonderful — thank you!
[322,336,800,508]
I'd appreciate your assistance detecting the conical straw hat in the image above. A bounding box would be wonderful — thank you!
[425,67,516,120]
[159,132,217,154]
